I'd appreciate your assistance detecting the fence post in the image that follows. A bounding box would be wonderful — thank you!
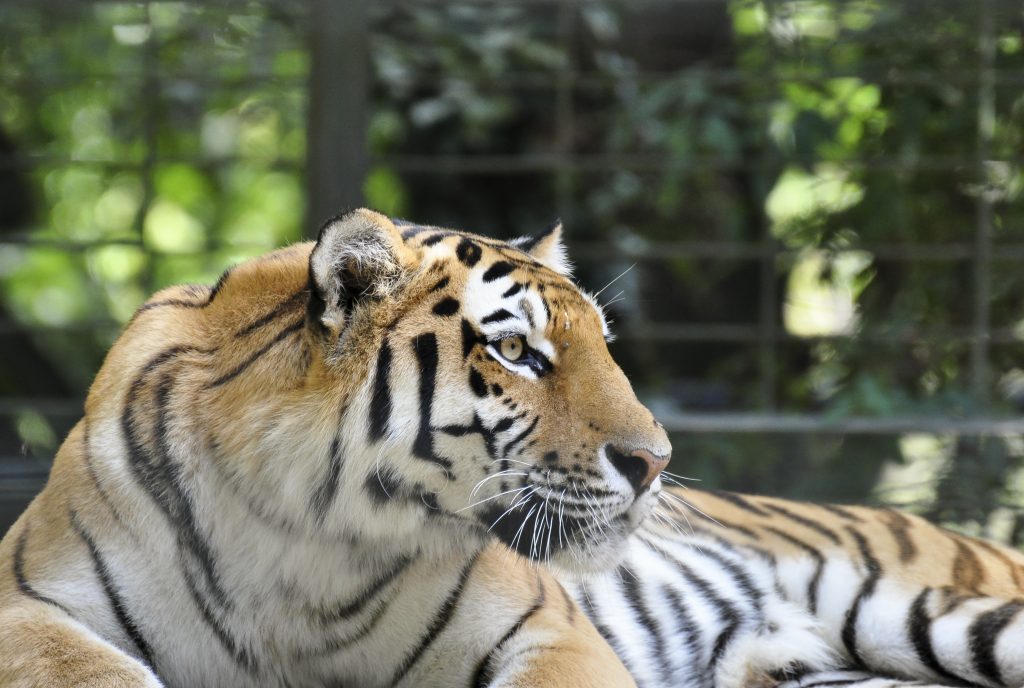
[305,0,369,236]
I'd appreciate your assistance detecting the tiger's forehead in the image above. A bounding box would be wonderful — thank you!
[397,220,609,337]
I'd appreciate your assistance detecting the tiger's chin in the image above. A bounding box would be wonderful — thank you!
[479,486,659,574]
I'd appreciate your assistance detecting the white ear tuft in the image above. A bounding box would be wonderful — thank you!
[512,220,572,276]
[308,208,417,336]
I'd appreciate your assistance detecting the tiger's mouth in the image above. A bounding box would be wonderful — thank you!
[473,461,657,568]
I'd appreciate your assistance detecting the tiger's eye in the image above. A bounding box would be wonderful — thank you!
[500,336,525,361]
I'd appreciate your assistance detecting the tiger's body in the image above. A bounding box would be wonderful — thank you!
[0,209,1020,688]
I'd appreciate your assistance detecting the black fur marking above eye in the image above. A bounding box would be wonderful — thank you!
[481,309,515,325]
[456,238,482,267]
[483,261,516,282]
[432,297,460,317]
[461,319,486,359]
[502,283,524,298]
[468,368,487,397]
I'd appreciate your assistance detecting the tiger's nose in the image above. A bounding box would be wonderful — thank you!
[606,445,670,493]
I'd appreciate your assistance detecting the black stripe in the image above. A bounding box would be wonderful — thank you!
[557,582,576,626]
[305,556,412,624]
[131,267,233,319]
[951,538,985,591]
[432,297,460,316]
[708,490,770,516]
[471,575,546,688]
[310,432,344,525]
[620,568,674,684]
[70,510,157,671]
[969,599,1023,685]
[121,355,253,673]
[480,308,515,324]
[763,502,842,545]
[150,373,231,609]
[461,318,485,359]
[206,319,303,388]
[180,564,255,672]
[502,283,524,298]
[122,355,231,614]
[468,367,487,397]
[390,552,480,684]
[234,289,307,338]
[882,509,918,563]
[764,526,825,614]
[662,585,706,680]
[974,538,1024,589]
[368,339,393,441]
[82,421,130,532]
[577,583,632,672]
[421,232,450,246]
[907,588,968,685]
[502,416,539,457]
[640,536,742,669]
[456,238,482,267]
[692,546,765,614]
[821,504,864,522]
[429,276,450,292]
[411,333,452,472]
[841,527,883,665]
[482,261,516,282]
[13,527,72,615]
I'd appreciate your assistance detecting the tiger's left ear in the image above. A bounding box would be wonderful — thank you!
[512,220,572,276]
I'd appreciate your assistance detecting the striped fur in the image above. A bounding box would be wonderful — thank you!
[567,489,1024,687]
[0,208,1019,687]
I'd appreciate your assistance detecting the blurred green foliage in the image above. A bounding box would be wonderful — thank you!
[2,0,1024,543]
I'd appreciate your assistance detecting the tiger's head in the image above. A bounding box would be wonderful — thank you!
[302,209,671,572]
[122,209,670,573]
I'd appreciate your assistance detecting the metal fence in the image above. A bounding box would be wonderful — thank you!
[2,0,1024,538]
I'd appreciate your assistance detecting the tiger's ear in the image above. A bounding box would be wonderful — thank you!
[308,208,419,336]
[513,220,571,276]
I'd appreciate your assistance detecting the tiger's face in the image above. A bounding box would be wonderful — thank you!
[308,210,671,572]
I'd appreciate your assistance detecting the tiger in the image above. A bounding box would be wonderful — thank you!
[0,208,1021,688]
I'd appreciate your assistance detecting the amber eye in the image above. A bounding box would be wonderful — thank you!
[499,336,525,362]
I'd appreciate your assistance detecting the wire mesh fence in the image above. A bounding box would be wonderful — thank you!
[1,0,1024,542]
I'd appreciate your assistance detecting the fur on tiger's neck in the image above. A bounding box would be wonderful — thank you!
[101,208,670,574]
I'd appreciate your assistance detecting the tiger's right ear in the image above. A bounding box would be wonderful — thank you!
[308,209,419,337]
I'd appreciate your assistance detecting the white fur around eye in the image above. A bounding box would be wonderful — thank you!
[499,336,524,361]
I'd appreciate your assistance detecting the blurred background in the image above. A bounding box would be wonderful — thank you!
[1,0,1024,544]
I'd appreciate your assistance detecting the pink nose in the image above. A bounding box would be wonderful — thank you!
[608,445,671,493]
